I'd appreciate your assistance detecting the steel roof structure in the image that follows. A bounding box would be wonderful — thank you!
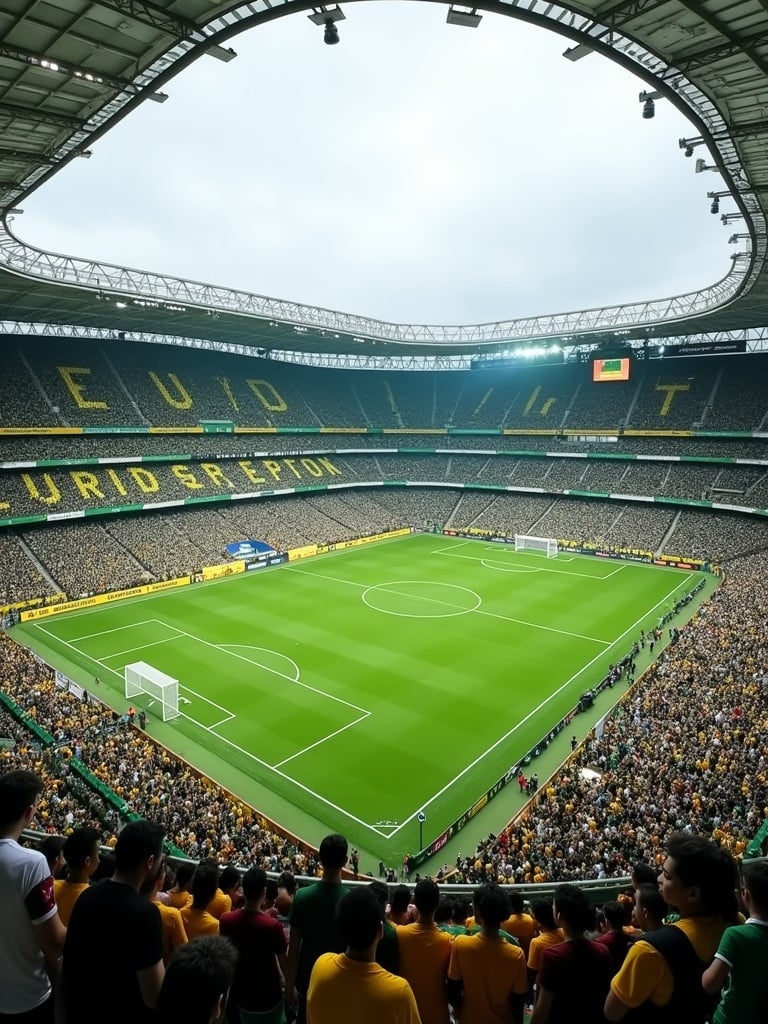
[1,0,767,357]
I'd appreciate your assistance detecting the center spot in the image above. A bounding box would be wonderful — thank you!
[361,581,481,618]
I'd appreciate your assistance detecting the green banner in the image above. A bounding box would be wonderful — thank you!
[0,691,55,746]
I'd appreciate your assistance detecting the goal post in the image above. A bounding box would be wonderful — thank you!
[124,661,180,722]
[514,534,559,558]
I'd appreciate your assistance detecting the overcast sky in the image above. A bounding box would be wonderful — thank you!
[18,4,732,326]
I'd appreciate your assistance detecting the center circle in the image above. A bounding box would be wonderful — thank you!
[361,580,481,618]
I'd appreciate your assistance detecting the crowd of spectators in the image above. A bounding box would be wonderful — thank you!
[461,550,768,885]
[4,339,768,432]
[0,534,57,608]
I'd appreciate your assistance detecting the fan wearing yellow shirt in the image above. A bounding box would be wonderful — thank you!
[141,859,187,965]
[181,862,220,940]
[54,826,101,926]
[166,862,193,912]
[448,883,528,1024]
[307,887,421,1024]
[198,859,232,920]
[605,833,739,1023]
[397,879,453,1024]
[502,892,539,959]
[526,899,564,993]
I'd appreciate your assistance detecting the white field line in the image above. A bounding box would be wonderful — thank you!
[209,714,236,729]
[273,711,371,769]
[70,619,159,643]
[385,571,693,838]
[436,548,617,581]
[286,567,611,646]
[96,633,186,661]
[32,621,389,839]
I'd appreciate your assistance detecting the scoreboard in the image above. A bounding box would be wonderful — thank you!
[592,355,632,382]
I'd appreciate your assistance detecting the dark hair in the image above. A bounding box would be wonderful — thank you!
[318,833,348,870]
[553,884,593,934]
[452,896,470,924]
[174,862,195,887]
[601,901,626,929]
[158,936,238,1024]
[90,850,115,882]
[742,859,768,914]
[62,827,101,870]
[114,820,165,873]
[219,866,240,892]
[666,832,738,918]
[531,898,557,930]
[632,862,658,887]
[278,871,297,895]
[390,885,411,914]
[508,890,525,915]
[635,883,668,925]
[39,835,66,872]
[414,878,440,915]
[368,880,389,910]
[337,888,382,949]
[241,867,267,902]
[435,896,454,924]
[475,883,510,930]
[265,878,278,903]
[0,770,43,828]
[191,863,219,909]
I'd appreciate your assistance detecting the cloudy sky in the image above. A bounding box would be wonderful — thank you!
[18,4,732,326]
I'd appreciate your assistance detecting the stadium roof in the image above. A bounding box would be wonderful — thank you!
[1,0,767,356]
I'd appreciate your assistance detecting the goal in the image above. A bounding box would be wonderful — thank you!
[124,662,180,722]
[514,534,559,558]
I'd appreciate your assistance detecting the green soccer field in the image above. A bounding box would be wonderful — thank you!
[14,533,708,865]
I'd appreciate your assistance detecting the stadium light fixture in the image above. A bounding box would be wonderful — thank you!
[563,42,593,62]
[695,158,718,173]
[728,233,750,243]
[679,136,704,157]
[148,91,169,103]
[639,90,662,119]
[446,6,483,28]
[207,44,237,63]
[308,6,345,43]
[721,213,743,224]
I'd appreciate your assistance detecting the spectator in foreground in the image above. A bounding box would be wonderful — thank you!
[526,899,564,993]
[605,832,738,1022]
[219,867,287,1020]
[59,819,166,1024]
[286,833,348,1024]
[38,835,66,879]
[530,884,612,1024]
[396,878,453,1024]
[142,860,188,966]
[632,882,668,935]
[158,935,238,1024]
[0,770,65,1024]
[54,826,101,926]
[369,880,399,975]
[595,901,633,972]
[448,883,527,1024]
[181,862,220,939]
[702,857,768,1024]
[306,887,421,1024]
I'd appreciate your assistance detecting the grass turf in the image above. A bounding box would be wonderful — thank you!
[13,533,708,865]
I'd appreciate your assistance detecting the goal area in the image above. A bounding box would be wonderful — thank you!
[124,661,180,721]
[514,534,559,558]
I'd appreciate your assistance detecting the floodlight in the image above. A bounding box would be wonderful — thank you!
[710,197,719,214]
[639,90,662,119]
[446,6,482,28]
[721,213,742,224]
[323,18,339,44]
[308,5,345,42]
[695,158,717,173]
[679,136,703,157]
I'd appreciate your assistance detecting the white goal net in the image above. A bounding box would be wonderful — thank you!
[124,661,180,722]
[514,534,558,558]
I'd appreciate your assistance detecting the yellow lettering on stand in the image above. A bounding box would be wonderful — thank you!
[200,463,235,488]
[263,460,283,481]
[217,377,239,412]
[127,467,159,494]
[300,458,323,478]
[655,383,690,416]
[317,457,342,476]
[237,460,266,486]
[172,465,203,490]
[148,372,193,409]
[246,379,287,412]
[22,473,61,506]
[70,472,104,500]
[57,367,108,409]
[283,459,302,479]
[105,469,128,496]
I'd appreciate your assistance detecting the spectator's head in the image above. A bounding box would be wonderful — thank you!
[241,867,267,905]
[318,833,348,873]
[413,878,440,916]
[390,885,411,915]
[114,820,165,886]
[531,898,558,931]
[173,862,195,890]
[660,833,738,918]
[508,890,525,915]
[62,826,101,879]
[158,936,238,1024]
[0,770,43,835]
[39,834,66,876]
[337,888,383,955]
[553,884,593,935]
[191,863,220,910]
[277,870,297,895]
[631,862,658,889]
[90,850,115,883]
[634,883,668,932]
[219,865,241,898]
[475,883,510,931]
[368,880,389,912]
[452,896,470,925]
[601,901,626,931]
[435,896,453,925]
[741,859,768,917]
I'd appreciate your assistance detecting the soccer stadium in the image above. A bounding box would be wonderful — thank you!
[2,3,768,1023]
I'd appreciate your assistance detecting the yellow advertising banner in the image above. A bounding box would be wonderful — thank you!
[287,544,319,562]
[201,561,245,580]
[0,427,83,435]
[20,576,191,621]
